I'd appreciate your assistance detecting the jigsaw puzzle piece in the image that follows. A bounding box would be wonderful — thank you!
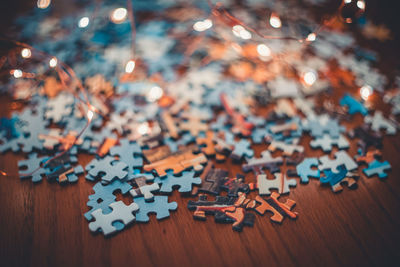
[89,201,139,236]
[310,134,349,152]
[362,160,391,178]
[134,196,178,222]
[18,153,49,183]
[85,179,132,220]
[319,150,357,173]
[242,150,283,173]
[296,157,320,183]
[339,94,368,115]
[268,140,304,156]
[85,156,128,183]
[365,111,396,135]
[321,165,357,192]
[128,171,159,201]
[230,139,254,161]
[155,171,201,193]
[195,162,228,195]
[257,173,297,195]
[109,139,143,174]
[254,192,298,223]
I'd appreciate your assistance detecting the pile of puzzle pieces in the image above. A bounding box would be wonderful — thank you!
[0,0,399,236]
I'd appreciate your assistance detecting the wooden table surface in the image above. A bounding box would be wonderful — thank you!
[1,1,400,267]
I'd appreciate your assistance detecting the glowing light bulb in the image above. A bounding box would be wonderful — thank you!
[110,8,127,24]
[360,85,373,100]
[257,44,271,57]
[306,33,317,42]
[269,13,282,28]
[147,86,163,102]
[232,25,252,40]
[21,48,31,58]
[37,0,51,9]
[138,123,149,135]
[78,17,90,28]
[357,0,365,10]
[49,57,58,68]
[193,19,213,32]
[303,71,317,86]
[12,69,23,78]
[344,0,352,3]
[87,110,94,121]
[125,60,136,73]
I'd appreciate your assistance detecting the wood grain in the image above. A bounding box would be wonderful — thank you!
[0,96,399,267]
[1,1,400,266]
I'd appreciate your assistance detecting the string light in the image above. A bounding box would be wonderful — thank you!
[357,0,365,10]
[12,69,23,78]
[306,33,317,42]
[360,85,373,100]
[87,110,94,121]
[193,19,213,32]
[256,44,271,59]
[232,25,252,40]
[49,57,58,68]
[147,86,163,102]
[303,70,317,86]
[78,17,90,28]
[21,48,31,58]
[341,0,366,23]
[125,60,136,73]
[37,0,51,9]
[269,13,282,28]
[110,8,127,24]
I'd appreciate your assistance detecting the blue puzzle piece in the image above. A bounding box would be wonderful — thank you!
[134,196,178,222]
[321,165,348,186]
[0,116,21,139]
[230,139,254,161]
[18,153,49,183]
[340,94,368,116]
[85,179,132,221]
[363,160,391,178]
[110,139,143,174]
[85,156,129,183]
[251,128,266,144]
[296,157,320,183]
[154,171,201,193]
